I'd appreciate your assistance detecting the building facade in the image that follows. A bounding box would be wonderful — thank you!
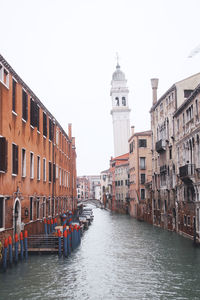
[109,154,129,213]
[76,176,90,201]
[0,54,77,243]
[174,84,200,240]
[128,128,152,221]
[150,73,200,233]
[110,63,131,157]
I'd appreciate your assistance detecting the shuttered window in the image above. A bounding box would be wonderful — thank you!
[43,112,47,137]
[12,79,16,112]
[49,118,52,141]
[30,99,40,130]
[22,90,28,121]
[49,161,52,182]
[12,143,18,175]
[0,137,7,172]
[0,197,4,228]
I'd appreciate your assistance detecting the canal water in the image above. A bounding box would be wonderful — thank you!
[1,206,200,300]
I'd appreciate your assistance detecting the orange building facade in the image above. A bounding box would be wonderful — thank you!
[128,129,152,222]
[0,55,77,242]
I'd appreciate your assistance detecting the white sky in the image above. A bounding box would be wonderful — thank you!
[1,0,200,176]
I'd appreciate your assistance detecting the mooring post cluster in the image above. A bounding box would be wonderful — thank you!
[2,230,28,271]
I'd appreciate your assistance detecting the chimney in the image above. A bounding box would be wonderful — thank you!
[131,126,135,135]
[151,78,159,105]
[68,123,72,139]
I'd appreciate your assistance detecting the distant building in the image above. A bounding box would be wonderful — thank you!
[128,127,152,221]
[87,175,101,200]
[0,54,77,243]
[100,169,112,207]
[77,175,101,201]
[110,63,131,157]
[76,176,90,201]
[109,153,129,213]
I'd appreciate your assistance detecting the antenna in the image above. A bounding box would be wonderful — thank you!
[116,52,120,67]
[188,44,200,58]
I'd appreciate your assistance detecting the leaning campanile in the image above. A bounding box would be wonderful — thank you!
[110,62,131,157]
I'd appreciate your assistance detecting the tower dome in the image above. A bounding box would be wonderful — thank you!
[112,64,126,81]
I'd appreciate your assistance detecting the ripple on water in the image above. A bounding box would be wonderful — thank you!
[1,209,200,300]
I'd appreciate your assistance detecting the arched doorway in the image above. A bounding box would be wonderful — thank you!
[13,198,21,236]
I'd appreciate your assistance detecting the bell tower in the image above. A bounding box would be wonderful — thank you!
[110,61,131,157]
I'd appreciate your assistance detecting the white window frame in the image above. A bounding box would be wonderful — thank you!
[21,148,26,178]
[59,168,62,186]
[0,63,9,89]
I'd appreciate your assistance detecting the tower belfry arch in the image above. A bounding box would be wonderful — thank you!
[110,59,131,157]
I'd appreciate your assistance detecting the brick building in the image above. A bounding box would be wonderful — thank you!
[76,176,90,201]
[0,54,77,243]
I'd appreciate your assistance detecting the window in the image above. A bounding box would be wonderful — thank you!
[43,158,46,181]
[0,197,4,228]
[49,118,53,141]
[140,157,146,170]
[43,112,47,137]
[47,198,51,216]
[59,168,62,186]
[42,197,46,218]
[139,139,147,147]
[49,162,52,182]
[121,180,123,186]
[177,119,179,131]
[115,97,119,106]
[141,189,145,200]
[53,163,56,183]
[0,137,7,172]
[3,69,9,87]
[56,130,59,145]
[22,90,28,121]
[196,99,199,117]
[129,141,133,153]
[183,113,185,126]
[56,165,59,179]
[184,215,187,226]
[30,197,33,221]
[184,90,193,98]
[22,148,26,177]
[36,198,40,219]
[187,216,191,226]
[30,152,34,179]
[122,97,126,106]
[169,146,172,160]
[12,143,18,175]
[37,156,41,180]
[12,79,17,112]
[141,173,145,184]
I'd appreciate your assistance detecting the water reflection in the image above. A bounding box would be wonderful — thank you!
[1,206,200,299]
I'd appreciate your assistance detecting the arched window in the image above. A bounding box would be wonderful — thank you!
[115,97,119,106]
[122,97,126,106]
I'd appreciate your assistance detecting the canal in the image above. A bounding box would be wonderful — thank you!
[1,206,200,299]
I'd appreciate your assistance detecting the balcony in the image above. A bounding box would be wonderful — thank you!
[156,139,166,153]
[160,165,167,173]
[179,164,195,182]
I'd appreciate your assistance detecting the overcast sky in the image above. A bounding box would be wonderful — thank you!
[1,0,200,176]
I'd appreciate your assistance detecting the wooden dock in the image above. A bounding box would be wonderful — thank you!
[27,235,63,253]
